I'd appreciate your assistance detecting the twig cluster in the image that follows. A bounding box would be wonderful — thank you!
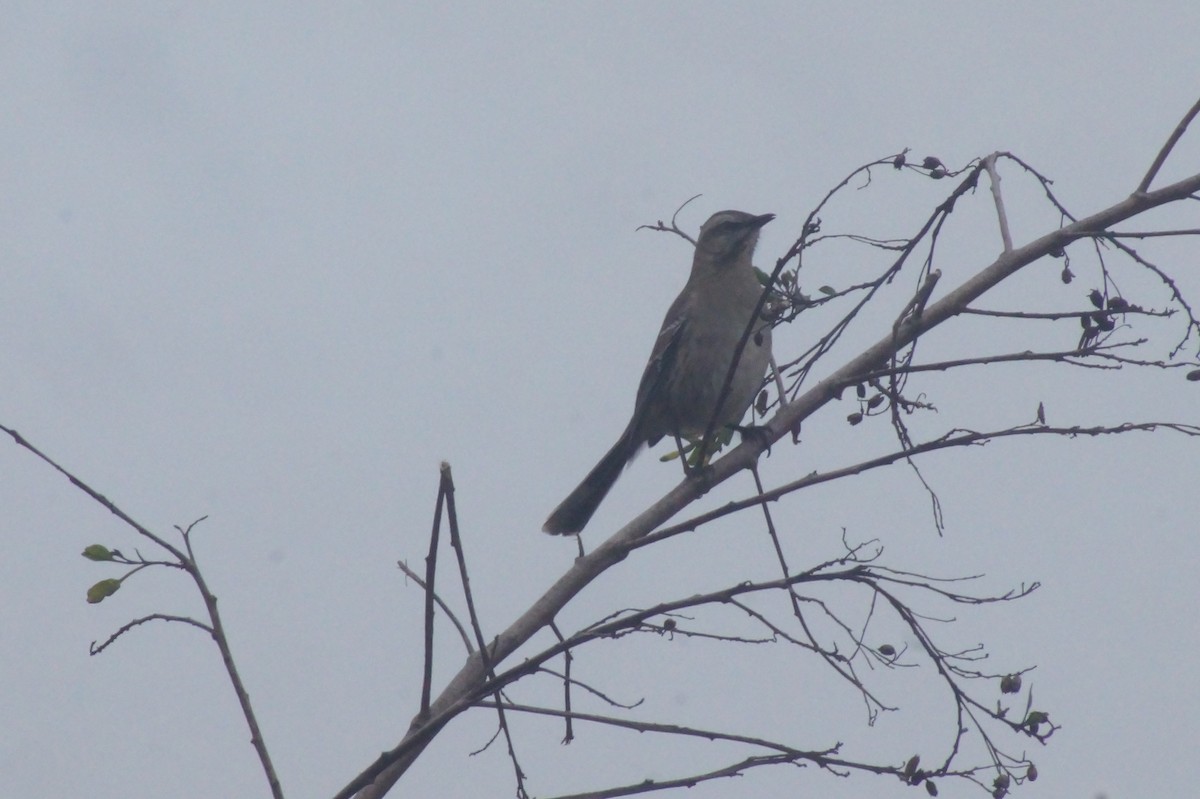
[4,97,1200,799]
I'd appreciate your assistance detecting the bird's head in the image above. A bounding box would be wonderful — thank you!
[695,210,775,264]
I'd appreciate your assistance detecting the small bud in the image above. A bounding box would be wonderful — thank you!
[1186,369,1200,382]
[1107,296,1129,312]
[867,394,886,410]
[1060,265,1074,284]
[903,755,920,777]
[1026,763,1038,781]
[1025,710,1049,733]
[879,644,896,657]
[855,383,867,399]
[921,156,943,170]
[893,153,906,169]
[662,618,676,631]
[925,781,938,796]
[847,412,863,426]
[1000,674,1022,694]
[1088,289,1104,309]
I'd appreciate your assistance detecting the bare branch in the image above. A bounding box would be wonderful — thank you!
[180,520,286,799]
[1138,95,1200,192]
[419,467,447,717]
[397,559,473,654]
[635,194,702,246]
[90,613,213,655]
[637,420,1200,550]
[1105,228,1200,239]
[0,423,187,562]
[447,464,530,797]
[984,153,1014,252]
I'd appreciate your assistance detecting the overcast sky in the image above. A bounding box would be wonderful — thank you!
[3,4,1200,799]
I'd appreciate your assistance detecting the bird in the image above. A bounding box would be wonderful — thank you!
[543,210,775,535]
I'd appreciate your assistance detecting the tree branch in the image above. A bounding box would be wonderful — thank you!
[344,166,1200,799]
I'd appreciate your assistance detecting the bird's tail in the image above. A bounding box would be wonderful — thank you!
[542,430,642,535]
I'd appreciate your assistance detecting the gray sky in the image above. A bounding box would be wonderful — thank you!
[4,4,1199,798]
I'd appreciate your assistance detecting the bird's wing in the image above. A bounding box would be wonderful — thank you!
[626,292,690,445]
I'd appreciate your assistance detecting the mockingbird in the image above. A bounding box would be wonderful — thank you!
[543,210,774,535]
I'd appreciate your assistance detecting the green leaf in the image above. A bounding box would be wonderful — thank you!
[86,578,122,604]
[82,544,114,562]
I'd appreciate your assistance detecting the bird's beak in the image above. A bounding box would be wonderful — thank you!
[748,213,775,230]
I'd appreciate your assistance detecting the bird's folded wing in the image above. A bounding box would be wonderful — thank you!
[627,308,688,445]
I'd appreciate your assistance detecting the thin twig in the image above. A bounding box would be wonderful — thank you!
[1105,228,1200,239]
[549,620,575,743]
[397,560,473,654]
[419,470,447,717]
[635,194,701,245]
[89,612,213,654]
[442,463,528,798]
[1138,95,1200,192]
[180,518,286,799]
[0,424,186,561]
[985,153,1014,252]
[634,419,1200,551]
